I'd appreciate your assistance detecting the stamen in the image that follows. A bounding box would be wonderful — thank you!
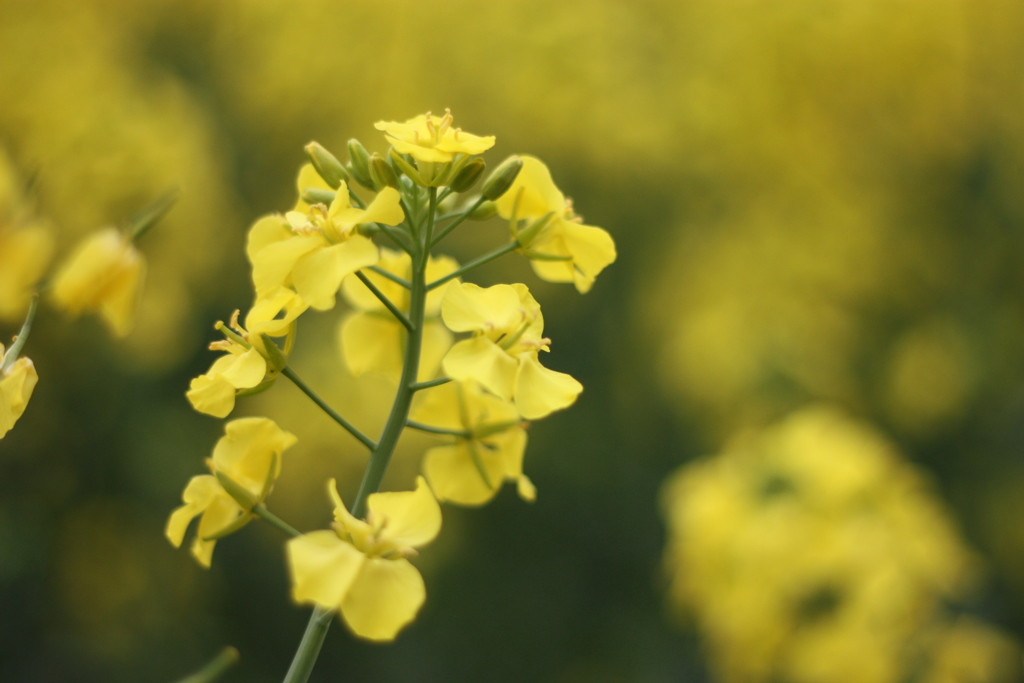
[229,309,242,332]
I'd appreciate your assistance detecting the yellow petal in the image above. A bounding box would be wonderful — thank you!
[424,255,460,315]
[294,163,332,211]
[97,252,145,337]
[419,320,453,382]
[0,357,38,438]
[489,427,529,481]
[367,476,442,549]
[251,235,322,297]
[211,417,297,492]
[341,249,410,312]
[494,155,566,220]
[514,353,583,419]
[165,474,220,547]
[423,443,503,506]
[247,287,308,337]
[246,215,292,264]
[287,530,366,608]
[292,236,379,311]
[0,223,53,322]
[562,222,616,293]
[442,337,518,401]
[195,492,245,544]
[357,187,405,227]
[339,313,404,379]
[440,282,523,333]
[516,475,537,502]
[186,373,237,418]
[409,381,464,431]
[220,348,267,389]
[340,557,426,641]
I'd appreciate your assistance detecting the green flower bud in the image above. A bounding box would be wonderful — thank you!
[300,188,336,205]
[515,210,557,247]
[258,333,288,373]
[450,158,486,192]
[469,199,497,220]
[389,149,427,186]
[369,152,400,190]
[347,139,373,188]
[481,155,523,200]
[304,141,350,189]
[215,471,258,511]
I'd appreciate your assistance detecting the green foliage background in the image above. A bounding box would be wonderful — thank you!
[3,0,1024,680]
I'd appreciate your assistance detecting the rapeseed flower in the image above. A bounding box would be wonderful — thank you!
[374,109,494,164]
[187,288,308,418]
[440,282,582,419]
[411,380,533,505]
[0,343,38,440]
[167,417,297,568]
[248,173,403,310]
[50,227,145,337]
[0,222,52,323]
[287,476,441,641]
[339,249,457,381]
[495,155,616,294]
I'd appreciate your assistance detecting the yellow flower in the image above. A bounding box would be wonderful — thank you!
[166,417,297,568]
[286,476,441,641]
[0,222,53,323]
[247,175,403,310]
[0,344,38,440]
[411,380,533,506]
[187,288,308,418]
[374,109,495,163]
[50,227,146,337]
[339,249,457,382]
[494,155,616,294]
[440,282,582,419]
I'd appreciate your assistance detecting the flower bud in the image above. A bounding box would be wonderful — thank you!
[389,149,427,186]
[305,142,350,189]
[515,211,558,247]
[450,158,486,192]
[215,471,258,510]
[469,199,497,221]
[347,139,373,188]
[258,333,288,373]
[369,152,400,190]
[481,155,523,200]
[301,188,336,205]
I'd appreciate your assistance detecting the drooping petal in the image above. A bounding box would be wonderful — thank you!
[423,443,503,506]
[339,557,426,641]
[367,476,442,550]
[165,475,220,547]
[292,236,379,310]
[440,282,522,333]
[186,373,237,418]
[489,427,529,481]
[561,222,617,293]
[442,336,518,401]
[251,235,323,296]
[494,155,566,219]
[340,312,404,379]
[211,417,297,490]
[0,357,38,438]
[247,287,308,337]
[287,530,366,608]
[514,353,583,419]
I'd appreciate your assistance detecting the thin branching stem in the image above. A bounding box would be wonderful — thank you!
[281,366,377,451]
[355,271,413,331]
[368,265,411,289]
[427,240,519,291]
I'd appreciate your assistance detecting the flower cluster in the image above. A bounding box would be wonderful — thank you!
[169,111,615,653]
[660,407,1019,683]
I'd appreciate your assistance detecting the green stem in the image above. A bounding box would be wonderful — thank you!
[430,196,485,247]
[375,222,413,254]
[355,271,413,331]
[410,377,451,392]
[282,607,334,683]
[406,420,471,438]
[174,646,240,683]
[426,240,519,291]
[282,189,435,683]
[368,265,411,289]
[253,504,301,537]
[281,366,377,451]
[2,294,38,372]
[128,188,179,242]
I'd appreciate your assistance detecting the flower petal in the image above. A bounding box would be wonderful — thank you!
[423,443,503,506]
[186,373,237,418]
[211,417,297,491]
[0,357,38,438]
[440,282,523,333]
[294,163,332,211]
[287,530,366,608]
[165,474,220,547]
[419,320,453,382]
[220,348,267,389]
[514,353,583,419]
[340,312,403,379]
[340,557,426,641]
[246,215,292,264]
[494,155,566,220]
[292,236,379,310]
[341,249,410,312]
[367,476,442,549]
[442,337,518,401]
[251,235,322,296]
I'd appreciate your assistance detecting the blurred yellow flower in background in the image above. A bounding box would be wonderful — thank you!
[661,407,1018,683]
[50,227,145,338]
[287,476,441,641]
[0,344,38,440]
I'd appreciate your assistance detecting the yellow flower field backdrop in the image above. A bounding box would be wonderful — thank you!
[3,0,1024,681]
